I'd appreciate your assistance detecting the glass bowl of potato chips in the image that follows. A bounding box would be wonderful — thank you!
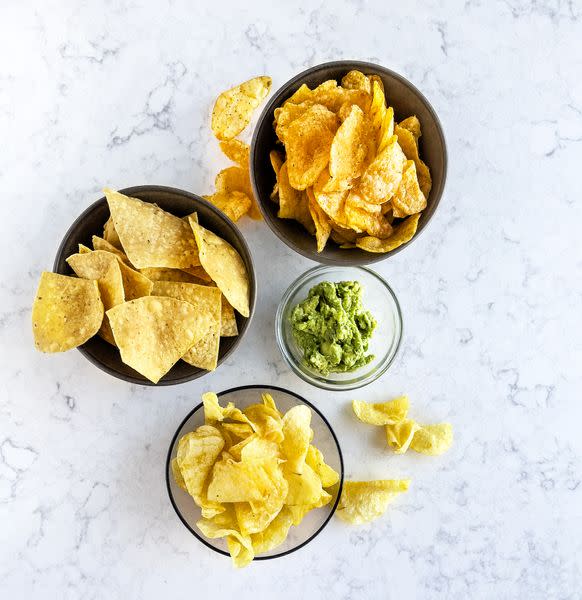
[251,60,447,265]
[276,265,403,390]
[166,386,344,567]
[47,186,255,385]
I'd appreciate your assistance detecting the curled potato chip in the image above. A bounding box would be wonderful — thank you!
[105,189,199,269]
[211,76,271,140]
[107,296,200,383]
[244,403,283,443]
[305,445,339,488]
[219,139,249,166]
[285,104,338,190]
[358,135,406,203]
[261,392,281,416]
[281,405,312,474]
[202,392,252,426]
[341,70,372,94]
[395,123,432,198]
[307,188,332,252]
[32,272,103,353]
[329,104,368,184]
[391,160,427,217]
[352,396,409,425]
[356,213,420,253]
[277,162,315,234]
[189,217,250,318]
[336,480,410,525]
[386,421,453,455]
[205,190,252,222]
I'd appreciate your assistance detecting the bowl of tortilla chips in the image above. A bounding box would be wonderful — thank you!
[250,60,447,265]
[44,185,255,385]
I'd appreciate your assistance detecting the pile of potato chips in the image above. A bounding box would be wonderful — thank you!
[32,189,250,383]
[270,70,431,253]
[171,392,340,568]
[205,76,272,222]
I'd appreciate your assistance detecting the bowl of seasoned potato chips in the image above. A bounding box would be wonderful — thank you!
[251,61,447,264]
[166,386,343,567]
[37,186,255,385]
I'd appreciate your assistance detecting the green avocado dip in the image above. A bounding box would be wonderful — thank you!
[290,281,377,376]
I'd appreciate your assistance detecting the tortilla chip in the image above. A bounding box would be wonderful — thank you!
[221,295,238,337]
[103,216,122,249]
[32,272,103,352]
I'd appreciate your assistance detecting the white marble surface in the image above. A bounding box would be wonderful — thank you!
[1,1,581,598]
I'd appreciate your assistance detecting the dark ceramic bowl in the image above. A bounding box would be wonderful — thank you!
[53,185,256,386]
[250,60,447,266]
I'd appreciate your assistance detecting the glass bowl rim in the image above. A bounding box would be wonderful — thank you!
[165,384,345,561]
[275,265,403,391]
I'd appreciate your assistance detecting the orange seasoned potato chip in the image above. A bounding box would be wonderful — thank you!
[356,213,420,253]
[395,123,432,198]
[307,188,332,252]
[329,104,368,184]
[211,76,271,140]
[205,190,252,223]
[219,139,249,166]
[341,69,372,94]
[358,135,406,203]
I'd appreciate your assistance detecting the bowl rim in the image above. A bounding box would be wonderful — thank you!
[52,185,257,386]
[165,384,345,560]
[275,265,403,391]
[250,59,448,266]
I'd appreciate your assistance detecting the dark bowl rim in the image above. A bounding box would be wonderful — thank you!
[250,59,448,266]
[52,184,257,386]
[165,384,345,561]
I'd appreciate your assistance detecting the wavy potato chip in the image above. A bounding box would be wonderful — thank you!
[386,421,453,455]
[384,419,419,454]
[189,217,250,318]
[337,480,410,525]
[32,272,103,353]
[285,104,338,190]
[358,135,406,203]
[243,403,283,443]
[211,76,271,140]
[205,190,252,223]
[151,281,221,371]
[287,80,370,114]
[277,162,315,233]
[391,160,427,217]
[395,123,432,198]
[313,170,349,221]
[274,100,315,143]
[352,396,409,425]
[105,189,200,269]
[107,296,200,383]
[329,104,368,184]
[341,70,372,94]
[281,405,312,474]
[356,213,420,253]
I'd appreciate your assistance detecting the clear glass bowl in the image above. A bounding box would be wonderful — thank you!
[276,266,403,391]
[166,385,344,561]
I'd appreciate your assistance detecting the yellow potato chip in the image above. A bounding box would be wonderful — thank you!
[202,392,253,427]
[171,457,187,491]
[305,445,339,488]
[220,295,238,337]
[219,139,249,166]
[285,104,339,190]
[102,216,122,249]
[220,422,253,440]
[189,217,250,318]
[105,189,200,269]
[391,160,427,217]
[176,424,225,508]
[386,421,453,456]
[106,296,200,383]
[240,436,281,462]
[329,104,368,184]
[91,235,130,264]
[399,115,421,139]
[336,480,410,525]
[211,76,271,140]
[284,463,324,506]
[368,77,386,148]
[250,506,294,554]
[269,150,285,201]
[204,190,252,222]
[151,280,221,370]
[286,80,370,114]
[307,188,332,253]
[226,535,255,569]
[139,267,200,284]
[352,396,409,425]
[355,213,420,253]
[277,162,315,234]
[243,403,283,443]
[207,456,285,504]
[32,272,103,353]
[281,405,312,474]
[378,106,395,153]
[274,100,315,143]
[343,190,393,238]
[358,135,406,203]
[341,70,372,94]
[261,392,281,417]
[394,123,432,198]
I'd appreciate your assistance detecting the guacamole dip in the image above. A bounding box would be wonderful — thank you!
[290,281,376,376]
